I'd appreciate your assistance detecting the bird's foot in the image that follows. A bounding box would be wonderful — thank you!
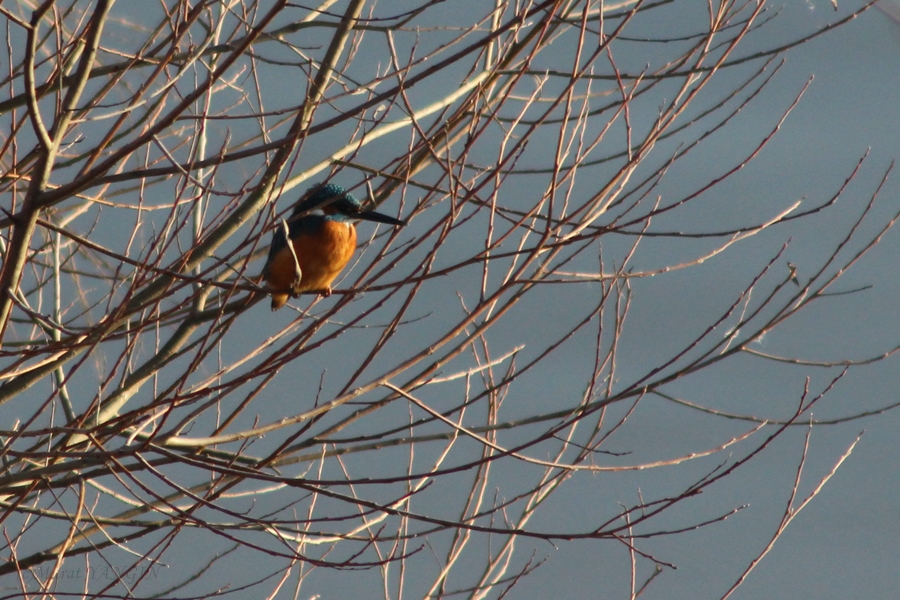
[289,274,304,298]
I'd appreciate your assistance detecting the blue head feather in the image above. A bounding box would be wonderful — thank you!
[292,183,361,218]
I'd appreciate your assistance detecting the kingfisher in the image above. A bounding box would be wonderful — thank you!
[262,183,406,311]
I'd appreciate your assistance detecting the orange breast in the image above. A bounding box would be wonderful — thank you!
[265,220,357,309]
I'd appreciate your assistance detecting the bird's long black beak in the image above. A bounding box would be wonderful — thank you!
[357,210,406,227]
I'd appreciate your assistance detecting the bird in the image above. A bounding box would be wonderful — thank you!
[262,183,406,311]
